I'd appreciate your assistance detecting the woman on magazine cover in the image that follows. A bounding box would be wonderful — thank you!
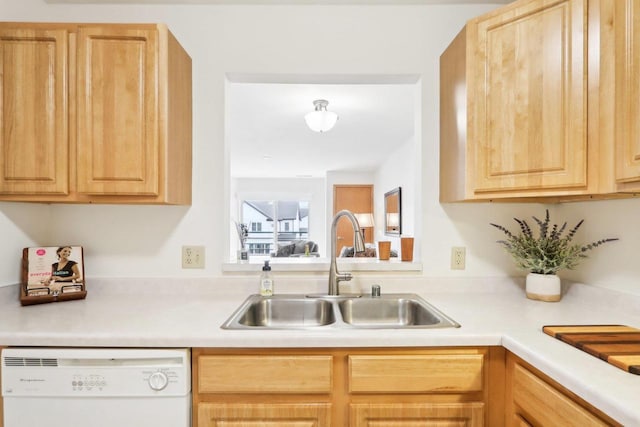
[50,246,82,283]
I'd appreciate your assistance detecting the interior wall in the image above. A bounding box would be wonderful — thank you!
[555,199,639,295]
[374,137,415,255]
[0,203,51,285]
[1,0,636,296]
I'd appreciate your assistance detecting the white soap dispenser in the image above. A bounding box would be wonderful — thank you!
[260,260,274,296]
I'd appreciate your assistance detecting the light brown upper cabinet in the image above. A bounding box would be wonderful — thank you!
[0,27,70,196]
[0,23,192,204]
[440,0,632,202]
[615,0,640,191]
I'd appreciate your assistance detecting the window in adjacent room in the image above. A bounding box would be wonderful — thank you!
[241,200,309,255]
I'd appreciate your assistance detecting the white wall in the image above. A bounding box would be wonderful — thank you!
[374,137,416,255]
[0,0,636,296]
[0,203,51,284]
[556,199,640,295]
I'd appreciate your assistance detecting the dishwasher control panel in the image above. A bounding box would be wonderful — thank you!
[72,374,107,391]
[2,348,191,397]
[65,368,181,393]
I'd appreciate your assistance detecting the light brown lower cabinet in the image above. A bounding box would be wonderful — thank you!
[350,402,485,426]
[193,347,505,427]
[0,346,623,426]
[198,402,331,426]
[505,352,621,427]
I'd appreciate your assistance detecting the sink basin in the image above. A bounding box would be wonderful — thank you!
[339,296,446,327]
[222,296,335,329]
[221,293,459,330]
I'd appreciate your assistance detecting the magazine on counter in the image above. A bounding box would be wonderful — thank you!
[21,246,87,305]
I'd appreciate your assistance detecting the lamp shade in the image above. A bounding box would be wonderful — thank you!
[386,213,400,228]
[355,213,374,228]
[305,99,338,132]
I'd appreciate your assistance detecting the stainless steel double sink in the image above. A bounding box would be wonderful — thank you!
[221,293,460,330]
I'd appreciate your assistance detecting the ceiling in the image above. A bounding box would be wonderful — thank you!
[227,81,418,178]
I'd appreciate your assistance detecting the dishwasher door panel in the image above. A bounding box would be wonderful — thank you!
[4,395,191,427]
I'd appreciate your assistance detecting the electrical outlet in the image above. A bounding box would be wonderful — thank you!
[182,245,205,269]
[451,247,466,270]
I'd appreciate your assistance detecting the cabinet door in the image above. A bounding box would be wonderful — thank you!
[469,0,587,195]
[0,28,69,195]
[198,403,331,427]
[348,354,484,393]
[198,355,333,394]
[350,402,484,427]
[615,0,640,185]
[510,359,611,426]
[76,26,159,195]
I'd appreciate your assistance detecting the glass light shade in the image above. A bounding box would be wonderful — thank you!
[305,99,338,132]
[304,110,338,132]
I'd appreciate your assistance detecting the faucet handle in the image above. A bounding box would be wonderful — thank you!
[371,284,381,297]
[337,272,352,283]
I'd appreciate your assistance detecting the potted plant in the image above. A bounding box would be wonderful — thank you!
[490,210,618,302]
[235,221,249,261]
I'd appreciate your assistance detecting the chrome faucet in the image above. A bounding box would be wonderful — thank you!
[328,210,366,296]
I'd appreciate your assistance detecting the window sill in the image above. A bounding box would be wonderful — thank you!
[222,256,422,272]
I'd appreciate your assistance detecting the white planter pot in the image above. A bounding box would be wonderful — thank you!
[525,273,561,302]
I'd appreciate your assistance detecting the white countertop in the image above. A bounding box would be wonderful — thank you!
[0,276,638,425]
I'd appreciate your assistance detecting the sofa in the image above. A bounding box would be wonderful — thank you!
[272,240,319,257]
[339,243,398,258]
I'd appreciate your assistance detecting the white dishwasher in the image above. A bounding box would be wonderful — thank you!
[1,347,191,427]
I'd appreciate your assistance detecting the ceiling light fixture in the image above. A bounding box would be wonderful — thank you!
[304,99,338,133]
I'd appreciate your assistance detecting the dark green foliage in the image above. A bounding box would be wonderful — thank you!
[490,210,618,275]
